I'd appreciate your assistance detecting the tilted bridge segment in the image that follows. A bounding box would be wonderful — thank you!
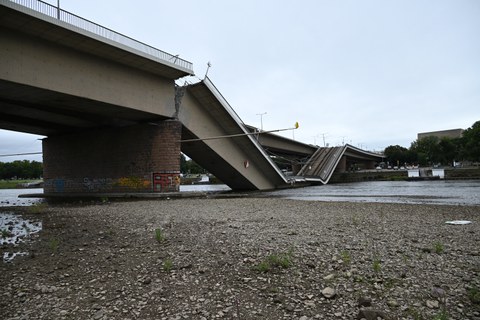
[297,145,384,184]
[0,0,383,194]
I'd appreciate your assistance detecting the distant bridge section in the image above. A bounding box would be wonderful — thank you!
[298,144,384,184]
[244,125,317,157]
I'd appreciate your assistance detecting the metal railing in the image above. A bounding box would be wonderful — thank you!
[6,0,194,72]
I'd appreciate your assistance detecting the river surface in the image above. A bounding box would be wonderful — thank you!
[267,180,480,206]
[0,180,479,206]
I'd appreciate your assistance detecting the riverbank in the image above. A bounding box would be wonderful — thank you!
[0,180,43,190]
[1,199,479,319]
[330,167,480,183]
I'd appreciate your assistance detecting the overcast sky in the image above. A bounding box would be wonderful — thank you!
[1,0,479,162]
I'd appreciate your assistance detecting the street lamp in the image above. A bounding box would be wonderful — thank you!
[256,112,267,131]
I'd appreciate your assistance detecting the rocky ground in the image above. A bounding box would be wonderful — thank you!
[1,196,479,320]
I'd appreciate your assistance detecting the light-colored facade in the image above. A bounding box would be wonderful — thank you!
[417,129,464,140]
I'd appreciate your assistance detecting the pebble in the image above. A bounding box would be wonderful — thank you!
[321,287,336,299]
[426,300,439,309]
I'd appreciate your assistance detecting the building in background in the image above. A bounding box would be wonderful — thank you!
[417,129,464,140]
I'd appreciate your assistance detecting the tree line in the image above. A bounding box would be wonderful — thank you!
[384,120,480,167]
[0,160,43,179]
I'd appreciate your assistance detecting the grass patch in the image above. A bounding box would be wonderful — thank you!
[0,179,40,189]
[48,238,60,253]
[255,249,294,273]
[467,286,480,304]
[27,203,48,214]
[432,311,448,320]
[372,257,381,273]
[434,242,444,254]
[163,258,173,272]
[406,307,424,320]
[1,229,12,238]
[340,250,351,265]
[154,228,165,243]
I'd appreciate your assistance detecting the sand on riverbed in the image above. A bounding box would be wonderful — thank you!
[1,198,479,319]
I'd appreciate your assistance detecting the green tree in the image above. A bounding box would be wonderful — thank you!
[0,160,43,179]
[384,145,410,167]
[461,121,480,162]
[410,136,442,166]
[438,137,460,165]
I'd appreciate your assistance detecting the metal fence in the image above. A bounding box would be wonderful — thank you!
[6,0,193,72]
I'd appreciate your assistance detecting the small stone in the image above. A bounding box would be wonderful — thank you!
[321,287,336,299]
[93,309,104,320]
[323,273,335,280]
[387,300,398,307]
[358,297,372,307]
[431,287,446,298]
[426,300,439,309]
[357,309,388,320]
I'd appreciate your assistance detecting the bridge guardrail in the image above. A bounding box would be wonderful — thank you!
[6,0,194,72]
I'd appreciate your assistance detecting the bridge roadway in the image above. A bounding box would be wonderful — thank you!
[0,0,383,193]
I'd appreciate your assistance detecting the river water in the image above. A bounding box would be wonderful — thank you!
[267,180,480,206]
[0,180,479,207]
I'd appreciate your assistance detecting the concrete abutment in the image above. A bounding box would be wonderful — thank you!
[42,120,182,193]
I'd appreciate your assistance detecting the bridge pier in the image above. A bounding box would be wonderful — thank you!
[42,120,182,194]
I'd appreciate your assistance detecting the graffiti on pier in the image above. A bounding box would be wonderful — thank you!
[44,179,65,193]
[153,171,180,192]
[83,178,112,191]
[117,177,150,190]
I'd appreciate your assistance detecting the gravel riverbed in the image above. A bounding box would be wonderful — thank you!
[1,197,479,319]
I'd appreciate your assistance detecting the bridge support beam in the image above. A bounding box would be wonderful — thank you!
[42,121,182,194]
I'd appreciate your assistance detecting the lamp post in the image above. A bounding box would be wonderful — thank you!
[256,112,267,131]
[57,0,60,19]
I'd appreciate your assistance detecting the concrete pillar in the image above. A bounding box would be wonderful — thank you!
[43,120,182,193]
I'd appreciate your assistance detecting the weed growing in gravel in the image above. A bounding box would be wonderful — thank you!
[351,215,359,226]
[1,229,12,238]
[467,286,480,304]
[340,250,351,265]
[432,311,449,320]
[255,249,294,272]
[384,277,400,289]
[434,242,444,254]
[406,307,424,320]
[163,258,173,272]
[27,203,48,214]
[48,238,60,253]
[155,228,165,243]
[372,257,381,273]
